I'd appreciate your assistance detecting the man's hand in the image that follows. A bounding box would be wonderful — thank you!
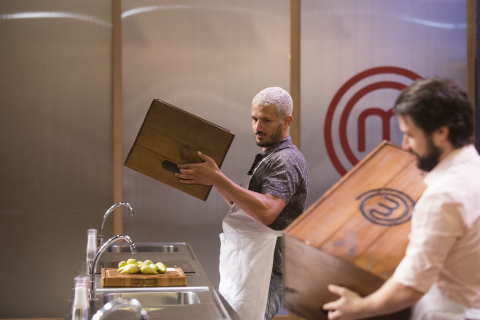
[323,278,423,320]
[323,284,364,320]
[175,150,285,224]
[176,151,220,186]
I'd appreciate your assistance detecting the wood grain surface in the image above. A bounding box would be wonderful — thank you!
[283,141,425,319]
[124,99,235,201]
[283,233,411,320]
[101,267,186,287]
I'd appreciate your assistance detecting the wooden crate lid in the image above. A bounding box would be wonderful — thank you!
[125,99,235,201]
[285,141,427,279]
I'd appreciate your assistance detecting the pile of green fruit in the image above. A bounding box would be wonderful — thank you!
[117,259,167,275]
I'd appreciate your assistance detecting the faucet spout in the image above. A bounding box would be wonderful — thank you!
[129,242,137,254]
[98,202,134,247]
[89,235,135,301]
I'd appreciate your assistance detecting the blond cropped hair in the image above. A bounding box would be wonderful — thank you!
[252,87,293,121]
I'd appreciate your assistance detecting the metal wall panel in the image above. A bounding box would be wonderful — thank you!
[301,0,467,205]
[0,1,113,317]
[122,0,290,290]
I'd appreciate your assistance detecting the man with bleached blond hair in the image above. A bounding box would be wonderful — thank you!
[176,87,308,320]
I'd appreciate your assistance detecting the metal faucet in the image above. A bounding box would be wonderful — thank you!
[92,297,148,320]
[98,202,134,248]
[89,235,137,301]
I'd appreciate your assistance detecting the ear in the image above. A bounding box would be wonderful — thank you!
[432,125,449,146]
[283,115,293,129]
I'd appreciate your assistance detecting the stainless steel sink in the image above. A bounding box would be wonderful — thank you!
[103,291,201,306]
[108,244,178,253]
[95,287,210,314]
[70,242,230,320]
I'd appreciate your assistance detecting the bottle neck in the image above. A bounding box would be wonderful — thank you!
[86,233,97,261]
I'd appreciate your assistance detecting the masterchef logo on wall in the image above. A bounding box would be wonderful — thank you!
[324,66,422,176]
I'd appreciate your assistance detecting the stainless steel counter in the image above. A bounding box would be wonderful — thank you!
[65,242,232,320]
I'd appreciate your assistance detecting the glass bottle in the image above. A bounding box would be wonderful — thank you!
[86,229,97,274]
[72,276,89,320]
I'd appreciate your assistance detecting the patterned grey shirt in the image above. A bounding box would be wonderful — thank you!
[248,136,308,275]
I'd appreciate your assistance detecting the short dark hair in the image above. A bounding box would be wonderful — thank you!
[393,77,474,148]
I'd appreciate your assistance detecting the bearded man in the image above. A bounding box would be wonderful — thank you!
[323,77,480,320]
[175,87,308,320]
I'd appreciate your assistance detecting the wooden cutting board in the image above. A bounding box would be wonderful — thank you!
[101,267,187,287]
[124,99,235,201]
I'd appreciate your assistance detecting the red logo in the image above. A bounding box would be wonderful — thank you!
[324,66,422,176]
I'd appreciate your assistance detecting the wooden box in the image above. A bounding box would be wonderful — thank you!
[283,141,427,320]
[125,99,235,201]
[101,267,187,287]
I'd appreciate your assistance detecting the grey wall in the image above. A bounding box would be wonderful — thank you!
[0,1,113,318]
[121,0,290,291]
[300,0,468,206]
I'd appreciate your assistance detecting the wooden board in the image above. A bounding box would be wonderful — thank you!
[283,236,410,320]
[101,267,187,287]
[283,141,425,320]
[124,99,235,201]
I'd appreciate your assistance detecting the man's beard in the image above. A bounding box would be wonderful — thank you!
[412,137,442,172]
[255,124,283,148]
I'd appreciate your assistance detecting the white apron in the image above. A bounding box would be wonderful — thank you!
[219,157,283,320]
